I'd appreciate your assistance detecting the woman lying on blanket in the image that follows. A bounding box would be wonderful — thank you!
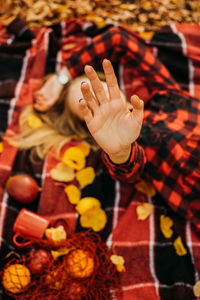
[8,26,200,230]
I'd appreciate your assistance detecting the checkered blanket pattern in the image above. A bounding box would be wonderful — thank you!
[0,19,200,300]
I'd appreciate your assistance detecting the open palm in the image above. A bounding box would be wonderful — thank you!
[79,59,144,159]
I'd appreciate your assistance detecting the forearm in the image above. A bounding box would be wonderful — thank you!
[102,142,146,183]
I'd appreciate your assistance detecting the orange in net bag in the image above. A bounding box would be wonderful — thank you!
[1,232,120,300]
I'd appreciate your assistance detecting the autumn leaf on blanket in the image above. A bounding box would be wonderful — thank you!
[64,184,81,204]
[85,15,107,28]
[110,254,125,272]
[80,207,107,232]
[139,31,154,40]
[51,247,71,260]
[193,281,200,297]
[0,142,3,153]
[76,141,90,157]
[136,203,154,220]
[50,162,75,182]
[57,4,69,12]
[173,236,187,256]
[27,115,43,128]
[160,215,173,239]
[76,167,95,189]
[45,225,67,243]
[134,180,156,198]
[75,197,101,215]
[62,146,86,171]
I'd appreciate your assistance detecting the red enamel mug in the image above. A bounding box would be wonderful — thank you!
[13,208,50,248]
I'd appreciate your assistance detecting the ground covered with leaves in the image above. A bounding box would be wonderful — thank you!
[0,0,200,31]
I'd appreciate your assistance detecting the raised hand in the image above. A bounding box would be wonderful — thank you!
[79,59,144,164]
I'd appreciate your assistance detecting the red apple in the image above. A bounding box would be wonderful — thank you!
[6,174,40,204]
[27,249,51,275]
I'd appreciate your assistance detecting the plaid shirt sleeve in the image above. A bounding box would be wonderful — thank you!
[101,142,146,183]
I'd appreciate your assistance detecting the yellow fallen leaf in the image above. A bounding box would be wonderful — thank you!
[64,184,81,204]
[51,247,71,260]
[57,4,69,12]
[62,147,86,171]
[136,203,154,220]
[120,4,136,10]
[0,142,3,153]
[134,180,156,198]
[160,215,173,239]
[193,281,200,297]
[80,207,107,232]
[75,197,101,215]
[76,142,90,157]
[139,31,154,40]
[110,255,125,272]
[85,15,107,28]
[45,225,67,243]
[50,162,75,182]
[76,167,95,189]
[27,115,43,128]
[173,236,187,256]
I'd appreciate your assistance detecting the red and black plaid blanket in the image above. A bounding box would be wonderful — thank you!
[0,18,200,300]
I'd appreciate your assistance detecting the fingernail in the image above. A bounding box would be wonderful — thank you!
[133,95,140,101]
[81,81,86,86]
[84,65,92,71]
[79,98,83,103]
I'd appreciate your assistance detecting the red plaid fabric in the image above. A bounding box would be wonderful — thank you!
[0,19,200,300]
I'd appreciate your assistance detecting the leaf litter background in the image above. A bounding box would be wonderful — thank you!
[0,0,199,32]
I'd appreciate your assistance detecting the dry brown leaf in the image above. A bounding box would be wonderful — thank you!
[0,0,198,32]
[138,14,148,23]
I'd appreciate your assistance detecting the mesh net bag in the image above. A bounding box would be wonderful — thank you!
[1,232,120,300]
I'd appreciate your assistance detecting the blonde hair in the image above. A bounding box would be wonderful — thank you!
[7,74,100,161]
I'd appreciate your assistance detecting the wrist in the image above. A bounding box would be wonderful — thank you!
[107,145,132,164]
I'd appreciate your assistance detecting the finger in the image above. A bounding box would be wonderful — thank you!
[130,95,144,110]
[84,65,108,104]
[102,59,121,100]
[78,99,93,124]
[81,81,99,112]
